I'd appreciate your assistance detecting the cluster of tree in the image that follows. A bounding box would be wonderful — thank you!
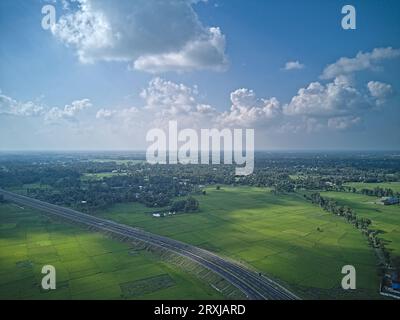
[25,175,192,213]
[0,160,226,212]
[0,165,80,188]
[359,187,399,198]
[336,185,400,200]
[305,193,391,267]
[1,152,399,214]
[170,197,199,213]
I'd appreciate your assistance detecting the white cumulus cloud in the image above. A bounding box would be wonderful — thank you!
[96,69,397,135]
[50,0,228,73]
[283,61,305,71]
[133,27,228,73]
[96,107,138,120]
[219,88,281,127]
[0,93,44,117]
[367,81,393,106]
[95,108,117,119]
[284,76,370,119]
[321,47,400,79]
[281,75,396,131]
[45,99,92,122]
[97,77,218,129]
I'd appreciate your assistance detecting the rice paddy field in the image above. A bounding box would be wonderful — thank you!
[2,185,396,300]
[90,159,145,165]
[321,191,400,261]
[99,186,382,299]
[0,203,223,300]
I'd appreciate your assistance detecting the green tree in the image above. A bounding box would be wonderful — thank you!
[184,196,199,212]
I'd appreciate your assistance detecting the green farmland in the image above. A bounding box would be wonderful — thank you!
[81,172,127,181]
[321,191,400,260]
[2,186,395,300]
[0,203,223,300]
[90,159,145,165]
[99,186,381,299]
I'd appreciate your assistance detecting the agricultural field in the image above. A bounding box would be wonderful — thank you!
[0,203,223,300]
[344,182,400,193]
[321,191,400,260]
[89,159,145,165]
[99,186,381,299]
[6,183,52,196]
[81,172,128,181]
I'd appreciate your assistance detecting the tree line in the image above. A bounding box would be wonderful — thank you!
[305,192,393,268]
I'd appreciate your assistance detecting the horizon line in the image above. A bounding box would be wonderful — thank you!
[0,149,399,153]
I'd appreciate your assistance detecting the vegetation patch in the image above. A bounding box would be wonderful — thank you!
[100,186,381,299]
[0,203,224,300]
[16,260,33,269]
[120,274,175,298]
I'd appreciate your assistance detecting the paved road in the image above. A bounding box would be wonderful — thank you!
[0,188,299,300]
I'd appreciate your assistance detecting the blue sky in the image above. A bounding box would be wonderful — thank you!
[0,0,399,150]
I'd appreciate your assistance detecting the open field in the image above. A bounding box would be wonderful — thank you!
[344,182,400,193]
[0,203,223,300]
[81,172,128,181]
[6,184,52,196]
[321,191,400,260]
[89,159,145,165]
[99,186,381,299]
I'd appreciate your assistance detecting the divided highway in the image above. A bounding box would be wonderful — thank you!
[0,188,299,300]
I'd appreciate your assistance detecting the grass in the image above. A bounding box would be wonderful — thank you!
[98,186,381,299]
[344,182,400,193]
[7,183,52,196]
[321,191,400,261]
[81,172,127,181]
[0,203,223,300]
[120,274,175,298]
[89,159,145,165]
